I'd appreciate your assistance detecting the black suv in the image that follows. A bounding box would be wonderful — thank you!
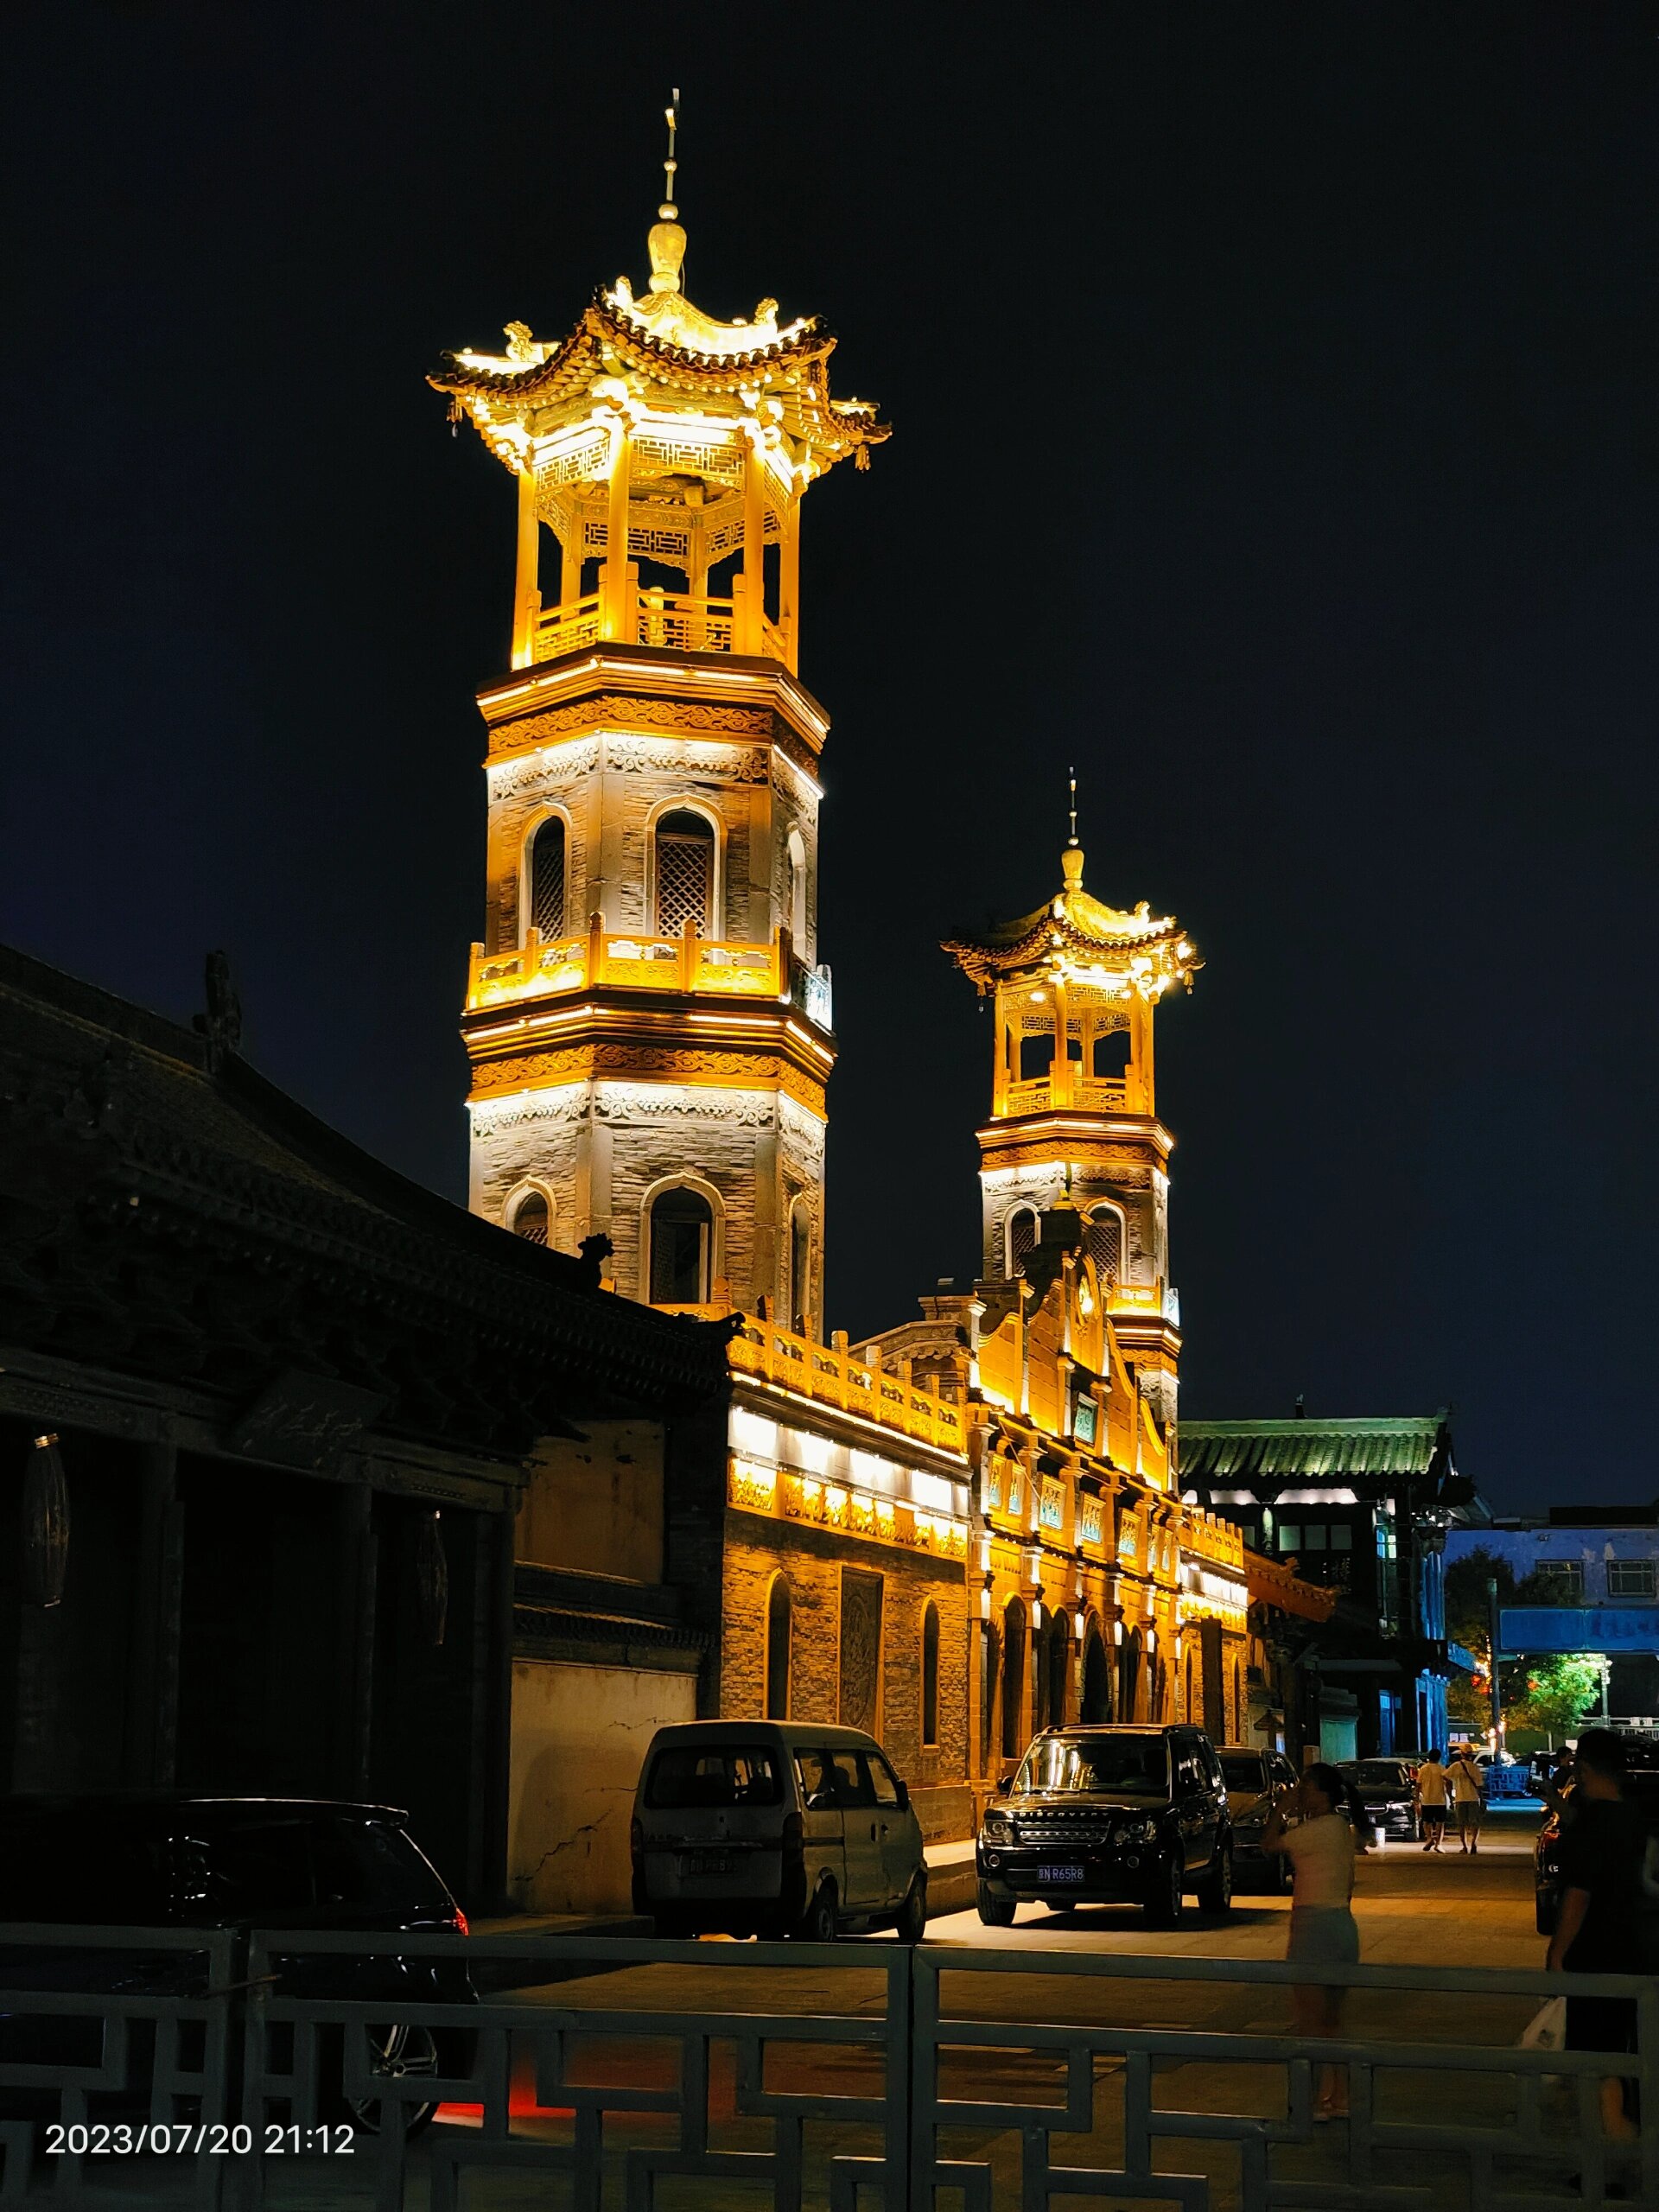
[0,1796,474,2134]
[976,1725,1232,1926]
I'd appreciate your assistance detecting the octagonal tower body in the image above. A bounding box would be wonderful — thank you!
[435,216,887,1326]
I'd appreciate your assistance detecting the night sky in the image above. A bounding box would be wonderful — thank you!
[5,6,1656,1512]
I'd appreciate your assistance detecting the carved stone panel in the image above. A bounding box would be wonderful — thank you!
[838,1566,885,1734]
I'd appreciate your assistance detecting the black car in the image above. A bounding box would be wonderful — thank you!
[1218,1745,1298,1891]
[1337,1759,1421,1841]
[1535,1756,1659,1935]
[0,1795,474,2134]
[976,1725,1232,1927]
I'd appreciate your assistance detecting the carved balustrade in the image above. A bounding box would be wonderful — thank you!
[528,587,790,666]
[467,926,832,1016]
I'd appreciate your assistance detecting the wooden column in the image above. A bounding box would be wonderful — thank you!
[336,1481,377,1800]
[559,530,583,610]
[738,435,766,654]
[601,418,633,642]
[778,497,800,670]
[512,467,540,668]
[126,1440,184,1786]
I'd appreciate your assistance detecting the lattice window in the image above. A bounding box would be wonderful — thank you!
[510,1189,550,1246]
[654,810,714,937]
[1609,1559,1656,1601]
[649,1186,712,1305]
[1007,1207,1039,1275]
[528,817,566,940]
[1085,1208,1121,1284]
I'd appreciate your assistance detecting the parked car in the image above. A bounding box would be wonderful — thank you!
[0,1795,474,2135]
[1217,1746,1298,1890]
[1336,1759,1421,1840]
[630,1721,927,1942]
[1535,1751,1659,1934]
[975,1725,1232,1928]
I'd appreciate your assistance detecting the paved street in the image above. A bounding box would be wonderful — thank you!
[42,1814,1615,2209]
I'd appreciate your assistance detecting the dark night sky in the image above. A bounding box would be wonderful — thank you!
[4,6,1656,1512]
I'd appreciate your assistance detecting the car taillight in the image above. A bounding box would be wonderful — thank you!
[631,1817,645,1866]
[782,1812,804,1864]
[444,1910,469,1936]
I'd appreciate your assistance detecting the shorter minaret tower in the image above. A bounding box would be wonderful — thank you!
[943,797,1200,1422]
[433,103,887,1326]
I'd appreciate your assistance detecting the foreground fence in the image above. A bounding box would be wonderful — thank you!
[0,1923,1653,2208]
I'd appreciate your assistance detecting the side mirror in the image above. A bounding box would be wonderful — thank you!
[994,1774,1012,1797]
[894,1780,911,1812]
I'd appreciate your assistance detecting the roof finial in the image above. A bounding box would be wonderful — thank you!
[648,91,687,296]
[660,87,680,219]
[1061,764,1084,890]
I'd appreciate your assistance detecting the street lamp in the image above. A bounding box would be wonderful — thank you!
[1486,1577,1503,1751]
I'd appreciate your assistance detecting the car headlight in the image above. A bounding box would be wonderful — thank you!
[1118,1815,1158,1844]
[980,1812,1013,1844]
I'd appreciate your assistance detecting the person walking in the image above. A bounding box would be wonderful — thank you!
[1447,1746,1484,1854]
[1545,1727,1646,2144]
[1262,1764,1374,2120]
[1415,1748,1449,1853]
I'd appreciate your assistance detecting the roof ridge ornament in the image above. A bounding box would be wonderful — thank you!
[648,90,687,296]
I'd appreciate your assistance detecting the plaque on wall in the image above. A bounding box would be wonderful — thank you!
[838,1566,884,1733]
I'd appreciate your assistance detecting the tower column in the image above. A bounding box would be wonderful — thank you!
[601,415,633,644]
[739,434,766,654]
[779,499,800,672]
[512,468,540,669]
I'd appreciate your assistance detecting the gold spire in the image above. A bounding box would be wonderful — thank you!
[648,90,686,296]
[1061,763,1084,888]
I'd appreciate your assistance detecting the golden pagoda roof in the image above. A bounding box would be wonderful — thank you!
[943,844,1201,997]
[430,290,887,473]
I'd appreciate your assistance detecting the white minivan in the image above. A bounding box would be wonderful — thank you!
[630,1720,927,1942]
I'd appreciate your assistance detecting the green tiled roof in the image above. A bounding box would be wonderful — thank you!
[1178,1414,1452,1484]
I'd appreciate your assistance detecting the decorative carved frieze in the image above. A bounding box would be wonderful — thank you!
[469,1044,827,1117]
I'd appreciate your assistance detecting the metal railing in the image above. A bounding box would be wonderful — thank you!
[0,1924,1651,2208]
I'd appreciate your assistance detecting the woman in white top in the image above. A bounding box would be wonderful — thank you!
[1262,1763,1372,2120]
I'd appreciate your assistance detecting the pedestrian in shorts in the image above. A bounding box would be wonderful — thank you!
[1447,1747,1484,1853]
[1415,1748,1448,1853]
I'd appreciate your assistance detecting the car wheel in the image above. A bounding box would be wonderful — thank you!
[895,1874,928,1944]
[796,1879,839,1942]
[1196,1844,1232,1916]
[976,1881,1017,1929]
[339,2022,443,2139]
[1145,1854,1184,1927]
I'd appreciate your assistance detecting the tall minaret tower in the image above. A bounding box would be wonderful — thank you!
[433,106,887,1325]
[943,806,1200,1422]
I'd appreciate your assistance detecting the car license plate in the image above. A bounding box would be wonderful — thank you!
[1039,1863,1084,1883]
[683,1851,733,1876]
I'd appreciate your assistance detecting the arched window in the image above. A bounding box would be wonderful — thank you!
[654,808,715,938]
[921,1602,940,1747]
[981,1618,1001,1770]
[787,828,808,945]
[508,1187,550,1246]
[1119,1629,1142,1725]
[648,1185,714,1305]
[1001,1599,1027,1761]
[528,816,567,941]
[789,1205,811,1333]
[766,1576,791,1719]
[1047,1618,1070,1729]
[1082,1625,1110,1723]
[1085,1206,1122,1285]
[1007,1207,1038,1276]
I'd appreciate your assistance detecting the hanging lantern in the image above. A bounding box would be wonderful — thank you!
[416,1510,448,1647]
[23,1433,70,1609]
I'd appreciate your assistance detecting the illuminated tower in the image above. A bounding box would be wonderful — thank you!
[433,108,887,1324]
[942,815,1200,1422]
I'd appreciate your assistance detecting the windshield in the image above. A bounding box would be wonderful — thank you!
[1219,1755,1268,1791]
[1349,1762,1410,1789]
[1018,1735,1168,1796]
[645,1745,783,1810]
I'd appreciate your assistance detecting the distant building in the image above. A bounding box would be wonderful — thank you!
[1446,1509,1659,1724]
[1179,1412,1484,1760]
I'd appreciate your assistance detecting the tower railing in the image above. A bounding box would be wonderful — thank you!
[999,1071,1131,1117]
[527,587,791,668]
[467,924,832,1029]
